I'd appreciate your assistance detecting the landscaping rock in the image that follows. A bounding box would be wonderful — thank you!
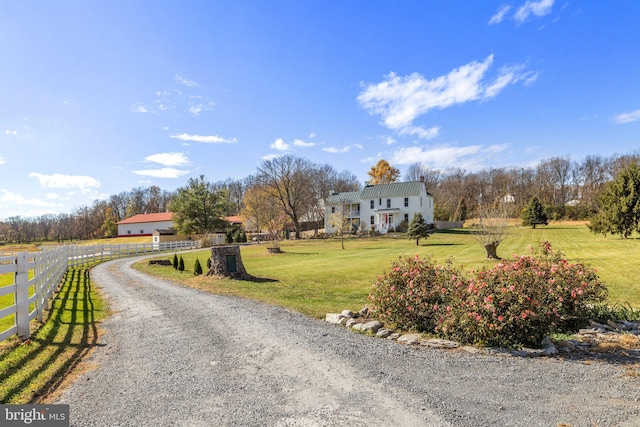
[397,333,422,345]
[420,338,459,349]
[361,321,383,333]
[341,309,354,318]
[325,313,343,324]
[541,336,558,356]
[375,328,393,339]
[460,346,483,355]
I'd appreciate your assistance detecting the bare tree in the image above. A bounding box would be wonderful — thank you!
[256,155,316,239]
[474,203,509,259]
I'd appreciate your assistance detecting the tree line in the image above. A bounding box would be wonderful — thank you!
[1,151,638,244]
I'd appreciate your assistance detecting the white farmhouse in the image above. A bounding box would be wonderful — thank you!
[116,212,174,237]
[325,179,434,234]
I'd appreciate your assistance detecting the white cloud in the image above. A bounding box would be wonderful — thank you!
[0,190,61,208]
[353,143,364,150]
[175,74,200,87]
[5,129,18,135]
[262,153,281,161]
[398,125,440,140]
[390,143,509,171]
[170,133,237,144]
[189,104,203,115]
[309,132,317,138]
[0,157,4,165]
[614,109,640,124]
[130,104,151,113]
[131,168,191,178]
[29,173,101,189]
[383,136,396,145]
[145,152,190,166]
[293,139,315,147]
[514,0,554,23]
[358,55,534,138]
[488,5,512,25]
[271,138,290,151]
[323,146,351,154]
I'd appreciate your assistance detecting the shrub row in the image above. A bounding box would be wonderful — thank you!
[368,242,608,347]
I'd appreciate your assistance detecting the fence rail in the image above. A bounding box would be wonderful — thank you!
[0,240,201,343]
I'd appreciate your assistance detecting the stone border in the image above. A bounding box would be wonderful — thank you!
[325,308,640,360]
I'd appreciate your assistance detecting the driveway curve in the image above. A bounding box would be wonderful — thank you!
[57,257,640,426]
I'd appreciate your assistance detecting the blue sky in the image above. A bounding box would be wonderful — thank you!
[1,1,639,220]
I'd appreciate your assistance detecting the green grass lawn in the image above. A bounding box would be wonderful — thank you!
[134,225,640,319]
[0,266,109,403]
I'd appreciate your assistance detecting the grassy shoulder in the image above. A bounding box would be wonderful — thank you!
[133,225,640,320]
[0,265,110,404]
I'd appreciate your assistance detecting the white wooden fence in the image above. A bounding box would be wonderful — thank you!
[0,240,201,343]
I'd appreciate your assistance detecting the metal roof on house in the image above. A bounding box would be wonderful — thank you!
[326,191,361,204]
[326,181,431,205]
[361,181,429,199]
[117,212,174,225]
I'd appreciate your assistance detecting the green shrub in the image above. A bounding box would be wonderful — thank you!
[178,256,185,273]
[206,257,212,269]
[369,242,608,347]
[172,254,179,270]
[194,258,203,276]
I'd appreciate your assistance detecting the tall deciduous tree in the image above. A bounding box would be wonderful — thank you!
[407,213,432,246]
[256,155,315,239]
[169,175,229,236]
[522,197,548,229]
[589,162,640,238]
[367,159,400,185]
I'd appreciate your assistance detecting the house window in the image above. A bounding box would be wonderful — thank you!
[404,213,409,222]
[140,230,144,234]
[370,200,374,209]
[386,199,391,208]
[331,207,335,214]
[357,204,360,212]
[379,198,382,206]
[370,216,374,225]
[404,197,409,207]
[127,230,131,234]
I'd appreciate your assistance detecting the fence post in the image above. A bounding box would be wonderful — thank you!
[15,252,30,341]
[35,252,44,322]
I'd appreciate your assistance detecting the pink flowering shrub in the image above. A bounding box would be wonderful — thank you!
[368,255,463,331]
[369,242,608,347]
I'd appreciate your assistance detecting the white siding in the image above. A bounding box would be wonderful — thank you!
[117,220,174,237]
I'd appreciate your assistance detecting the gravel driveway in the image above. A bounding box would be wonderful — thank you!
[57,257,640,426]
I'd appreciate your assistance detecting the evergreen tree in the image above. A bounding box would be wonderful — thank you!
[168,175,229,236]
[589,162,640,238]
[407,213,432,246]
[178,256,185,273]
[206,257,212,269]
[193,258,203,276]
[172,254,179,270]
[522,197,548,229]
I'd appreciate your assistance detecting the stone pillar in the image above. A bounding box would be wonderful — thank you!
[206,245,250,279]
